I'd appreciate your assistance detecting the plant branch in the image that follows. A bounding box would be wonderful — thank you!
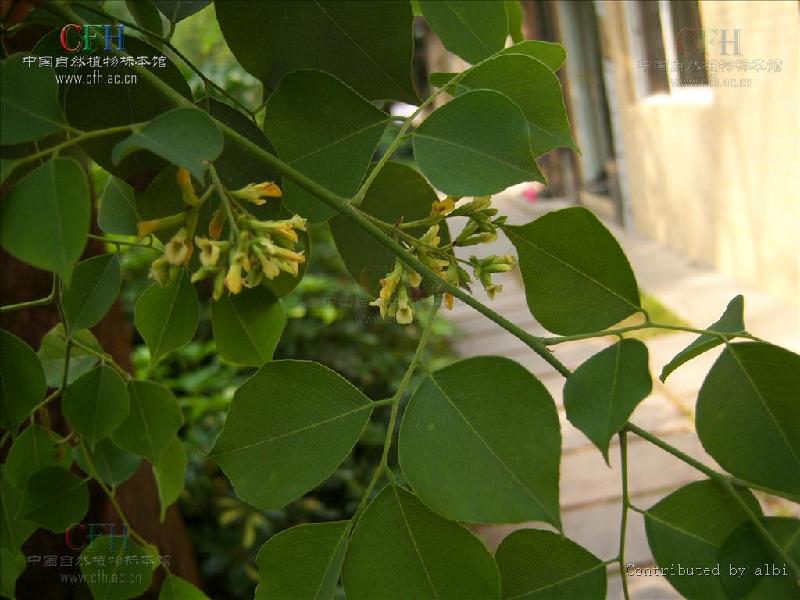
[542,320,762,346]
[87,234,160,250]
[617,431,631,600]
[351,294,442,525]
[625,423,800,577]
[209,165,239,236]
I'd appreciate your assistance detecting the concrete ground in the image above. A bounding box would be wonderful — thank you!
[443,191,800,599]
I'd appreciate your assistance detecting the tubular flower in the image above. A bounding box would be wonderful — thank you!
[149,256,170,285]
[252,245,281,280]
[177,168,200,206]
[165,228,191,265]
[225,252,246,295]
[430,196,458,218]
[395,286,414,325]
[195,237,227,267]
[231,181,282,206]
[378,260,404,302]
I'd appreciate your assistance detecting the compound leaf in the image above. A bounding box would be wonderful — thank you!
[135,272,199,364]
[696,342,800,497]
[413,90,543,196]
[80,536,156,600]
[63,365,129,450]
[263,69,389,222]
[209,360,372,510]
[19,466,89,533]
[111,380,183,463]
[343,485,499,599]
[644,480,762,599]
[211,287,285,366]
[564,339,652,460]
[216,1,417,103]
[113,108,223,181]
[0,53,64,145]
[418,1,508,64]
[399,356,561,527]
[505,207,640,335]
[660,295,745,381]
[255,521,348,600]
[0,330,46,433]
[0,158,89,283]
[496,529,606,599]
[62,254,122,333]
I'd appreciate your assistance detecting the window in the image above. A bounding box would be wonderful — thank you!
[626,1,709,99]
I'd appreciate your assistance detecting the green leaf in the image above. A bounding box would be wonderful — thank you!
[208,99,281,215]
[718,517,800,599]
[135,272,199,364]
[112,108,223,181]
[62,255,122,333]
[0,547,25,600]
[505,1,524,43]
[0,330,46,433]
[331,162,443,295]
[159,574,209,600]
[126,0,164,35]
[399,356,561,526]
[80,536,156,600]
[418,1,508,64]
[499,40,567,72]
[4,425,71,490]
[644,480,762,599]
[99,177,141,236]
[211,287,285,366]
[63,366,129,450]
[37,325,102,387]
[19,466,89,533]
[0,159,15,184]
[505,207,641,335]
[153,436,187,522]
[564,339,652,460]
[450,53,576,156]
[111,380,184,463]
[0,53,64,145]
[660,295,745,381]
[40,35,192,179]
[0,158,89,283]
[74,439,141,488]
[135,166,187,241]
[696,342,800,496]
[413,90,543,196]
[263,69,389,222]
[153,1,210,23]
[216,1,417,103]
[0,468,37,555]
[496,529,606,599]
[210,360,372,510]
[343,485,500,599]
[254,521,348,600]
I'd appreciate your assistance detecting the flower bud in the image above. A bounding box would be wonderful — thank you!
[177,168,200,207]
[230,181,282,206]
[225,261,243,294]
[165,228,190,265]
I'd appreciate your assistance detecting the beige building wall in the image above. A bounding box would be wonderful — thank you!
[598,0,799,304]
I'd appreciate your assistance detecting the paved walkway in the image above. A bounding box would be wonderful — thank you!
[444,191,800,599]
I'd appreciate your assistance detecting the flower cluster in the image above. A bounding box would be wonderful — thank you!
[370,195,517,324]
[141,168,306,299]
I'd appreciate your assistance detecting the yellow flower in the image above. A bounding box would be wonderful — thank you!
[369,296,389,318]
[225,261,243,294]
[195,237,222,267]
[177,168,199,206]
[485,283,503,300]
[253,246,281,279]
[212,269,226,301]
[231,182,283,206]
[444,292,455,310]
[149,256,170,284]
[395,287,414,325]
[406,268,422,288]
[430,196,457,218]
[165,228,190,265]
